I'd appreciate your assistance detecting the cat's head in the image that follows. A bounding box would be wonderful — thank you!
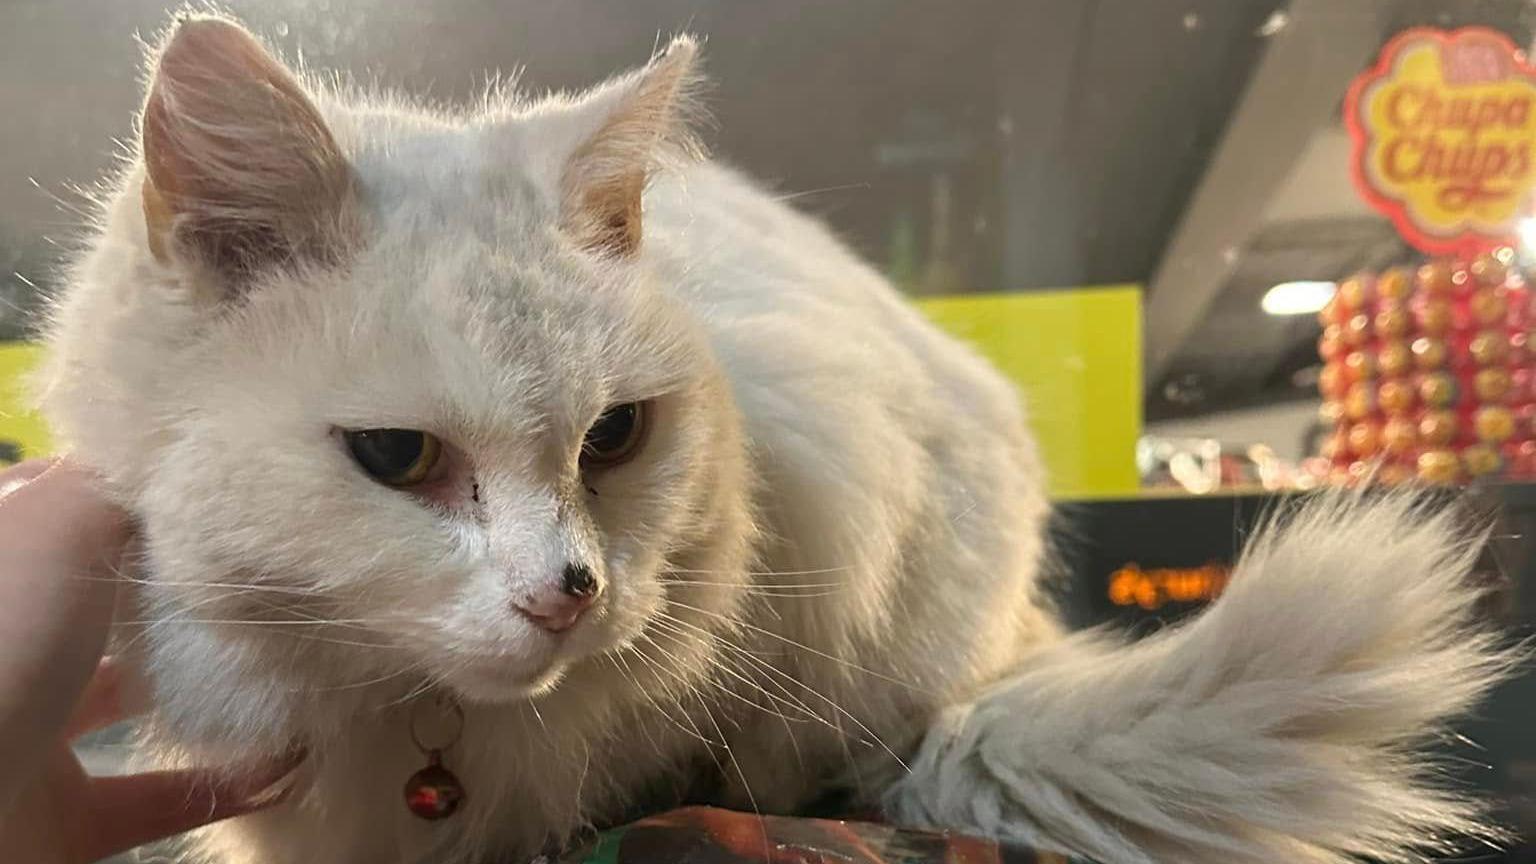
[40,16,754,744]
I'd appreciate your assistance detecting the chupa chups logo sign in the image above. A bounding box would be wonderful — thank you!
[1347,27,1536,255]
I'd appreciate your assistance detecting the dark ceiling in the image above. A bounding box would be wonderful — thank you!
[5,0,1535,421]
[0,0,1279,294]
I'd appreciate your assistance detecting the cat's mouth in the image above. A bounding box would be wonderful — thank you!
[420,613,613,702]
[439,651,570,702]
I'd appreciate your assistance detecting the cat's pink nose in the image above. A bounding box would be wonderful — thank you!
[514,563,601,632]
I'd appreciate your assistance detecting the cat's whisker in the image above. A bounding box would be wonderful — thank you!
[279,630,408,650]
[633,635,714,714]
[686,660,768,853]
[663,579,846,590]
[644,621,816,774]
[653,613,845,733]
[635,633,758,804]
[68,570,336,600]
[741,589,847,599]
[664,581,847,599]
[116,587,418,632]
[373,673,442,711]
[665,566,852,579]
[645,622,813,728]
[526,696,550,737]
[168,580,332,597]
[599,657,667,758]
[632,649,732,746]
[713,648,810,772]
[111,570,422,656]
[665,600,932,695]
[655,610,909,772]
[716,640,905,771]
[769,181,871,203]
[711,648,836,739]
[115,617,395,627]
[617,642,724,748]
[646,617,823,727]
[110,582,283,654]
[116,613,407,652]
[229,597,417,635]
[300,662,423,694]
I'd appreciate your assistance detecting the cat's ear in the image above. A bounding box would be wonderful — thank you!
[140,17,355,287]
[553,37,703,258]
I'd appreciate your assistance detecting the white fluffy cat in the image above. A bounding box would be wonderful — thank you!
[38,15,1513,864]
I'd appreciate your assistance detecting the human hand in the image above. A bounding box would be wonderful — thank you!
[0,459,302,863]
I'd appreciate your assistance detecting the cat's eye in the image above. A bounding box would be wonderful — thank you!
[581,402,648,468]
[344,428,442,487]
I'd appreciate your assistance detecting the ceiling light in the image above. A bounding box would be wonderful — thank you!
[1256,10,1290,38]
[1262,280,1336,316]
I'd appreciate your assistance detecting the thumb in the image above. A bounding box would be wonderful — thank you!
[80,751,305,861]
[0,461,130,774]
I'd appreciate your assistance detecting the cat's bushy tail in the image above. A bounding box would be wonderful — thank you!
[884,492,1520,864]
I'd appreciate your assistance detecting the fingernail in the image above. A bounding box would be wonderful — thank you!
[282,743,310,770]
[231,746,309,809]
[0,458,56,498]
[244,766,301,808]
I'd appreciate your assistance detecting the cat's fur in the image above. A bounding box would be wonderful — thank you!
[37,15,1513,864]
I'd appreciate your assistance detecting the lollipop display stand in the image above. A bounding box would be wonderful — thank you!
[1317,250,1535,486]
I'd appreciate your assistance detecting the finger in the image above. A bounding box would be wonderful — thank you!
[0,460,131,780]
[65,656,148,740]
[2,745,94,862]
[0,458,58,498]
[81,753,306,861]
